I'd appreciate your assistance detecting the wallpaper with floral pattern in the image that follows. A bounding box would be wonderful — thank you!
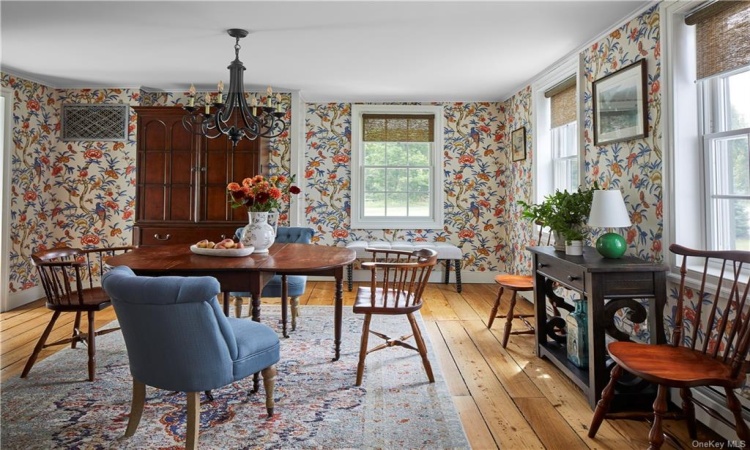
[0,73,291,295]
[582,4,663,264]
[303,102,511,272]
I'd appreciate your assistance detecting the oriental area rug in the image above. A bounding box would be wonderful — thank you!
[1,306,469,449]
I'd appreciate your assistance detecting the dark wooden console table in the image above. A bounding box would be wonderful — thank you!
[528,246,668,410]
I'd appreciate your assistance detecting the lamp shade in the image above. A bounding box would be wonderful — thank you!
[588,190,631,228]
[588,190,631,259]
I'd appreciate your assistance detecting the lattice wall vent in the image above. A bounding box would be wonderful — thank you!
[61,104,129,141]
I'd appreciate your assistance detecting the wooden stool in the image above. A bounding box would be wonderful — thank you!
[487,274,535,348]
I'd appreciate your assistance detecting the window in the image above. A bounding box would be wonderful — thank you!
[677,0,750,251]
[532,61,580,206]
[701,69,750,250]
[350,105,443,229]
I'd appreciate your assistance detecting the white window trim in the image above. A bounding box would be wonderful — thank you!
[350,104,444,230]
[531,56,581,205]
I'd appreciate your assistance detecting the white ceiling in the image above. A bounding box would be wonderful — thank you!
[1,1,650,102]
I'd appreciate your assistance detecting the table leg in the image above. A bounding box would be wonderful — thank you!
[334,270,343,361]
[222,292,230,316]
[281,274,289,338]
[251,293,261,323]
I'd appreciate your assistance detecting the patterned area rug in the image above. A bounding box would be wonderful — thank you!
[1,306,468,449]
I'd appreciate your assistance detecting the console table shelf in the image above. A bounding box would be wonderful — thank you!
[528,246,667,410]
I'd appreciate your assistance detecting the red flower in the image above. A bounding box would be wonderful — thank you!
[27,99,40,111]
[331,229,349,239]
[227,173,300,212]
[24,190,37,202]
[80,234,101,245]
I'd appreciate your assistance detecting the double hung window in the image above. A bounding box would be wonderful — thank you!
[350,105,443,229]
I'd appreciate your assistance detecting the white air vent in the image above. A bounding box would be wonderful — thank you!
[61,104,129,141]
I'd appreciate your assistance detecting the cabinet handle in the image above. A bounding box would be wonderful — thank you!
[221,234,227,240]
[538,263,548,268]
[567,275,579,281]
[153,233,171,241]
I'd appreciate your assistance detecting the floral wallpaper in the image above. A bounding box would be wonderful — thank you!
[303,102,510,272]
[582,4,663,263]
[0,73,292,296]
[502,86,536,275]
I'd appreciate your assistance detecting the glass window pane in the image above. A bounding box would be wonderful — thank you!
[386,193,407,216]
[364,142,386,165]
[710,135,749,196]
[408,192,430,217]
[710,198,750,251]
[408,143,430,166]
[728,69,750,131]
[364,168,386,192]
[364,192,385,217]
[408,168,430,191]
[388,168,408,191]
[386,142,408,165]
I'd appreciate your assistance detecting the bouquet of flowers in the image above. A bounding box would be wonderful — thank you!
[227,174,301,212]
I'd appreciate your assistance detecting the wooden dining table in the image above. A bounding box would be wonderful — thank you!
[105,242,357,360]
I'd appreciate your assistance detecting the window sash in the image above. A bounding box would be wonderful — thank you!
[351,105,444,229]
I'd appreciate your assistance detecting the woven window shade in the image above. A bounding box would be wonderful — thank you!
[550,83,577,128]
[686,0,750,80]
[363,114,434,142]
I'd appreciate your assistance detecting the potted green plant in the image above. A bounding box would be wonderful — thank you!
[518,184,596,252]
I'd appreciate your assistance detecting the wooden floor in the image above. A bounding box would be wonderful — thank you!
[1,281,730,449]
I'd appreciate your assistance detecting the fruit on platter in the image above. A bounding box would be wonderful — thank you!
[194,239,244,249]
[212,238,244,249]
[195,239,216,249]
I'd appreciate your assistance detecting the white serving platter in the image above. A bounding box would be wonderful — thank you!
[189,245,254,257]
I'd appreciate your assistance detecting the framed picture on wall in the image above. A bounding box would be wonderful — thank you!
[511,127,526,161]
[592,59,648,146]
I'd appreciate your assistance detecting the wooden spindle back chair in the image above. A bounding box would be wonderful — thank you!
[353,248,438,386]
[588,244,750,448]
[22,245,134,381]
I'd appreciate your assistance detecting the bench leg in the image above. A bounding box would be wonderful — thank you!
[443,260,450,284]
[454,259,462,293]
[347,264,353,292]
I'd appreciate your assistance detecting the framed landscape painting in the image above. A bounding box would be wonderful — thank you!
[511,127,526,161]
[592,59,648,146]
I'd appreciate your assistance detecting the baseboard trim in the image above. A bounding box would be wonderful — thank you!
[4,286,44,312]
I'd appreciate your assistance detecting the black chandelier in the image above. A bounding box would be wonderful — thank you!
[183,28,286,147]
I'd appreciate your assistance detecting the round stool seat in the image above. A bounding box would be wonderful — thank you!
[494,274,534,291]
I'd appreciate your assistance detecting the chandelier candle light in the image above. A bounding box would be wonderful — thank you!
[183,29,286,148]
[587,189,632,259]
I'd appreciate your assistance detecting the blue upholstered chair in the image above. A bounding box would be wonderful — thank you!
[232,227,314,331]
[102,266,280,450]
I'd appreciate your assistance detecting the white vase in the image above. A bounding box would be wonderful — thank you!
[565,240,583,256]
[266,211,279,236]
[241,211,276,254]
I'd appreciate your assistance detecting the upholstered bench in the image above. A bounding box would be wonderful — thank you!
[345,241,463,292]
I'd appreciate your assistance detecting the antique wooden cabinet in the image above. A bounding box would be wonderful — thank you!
[133,106,261,246]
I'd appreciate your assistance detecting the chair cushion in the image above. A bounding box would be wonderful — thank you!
[346,240,462,260]
[228,317,280,380]
[262,275,307,297]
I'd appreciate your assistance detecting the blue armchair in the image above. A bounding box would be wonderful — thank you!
[232,227,314,332]
[102,266,280,449]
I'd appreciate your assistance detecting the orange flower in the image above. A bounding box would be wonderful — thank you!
[227,173,300,212]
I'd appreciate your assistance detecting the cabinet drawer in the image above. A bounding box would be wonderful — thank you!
[135,226,241,246]
[536,254,585,292]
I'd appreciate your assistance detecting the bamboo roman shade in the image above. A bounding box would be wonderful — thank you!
[363,114,434,142]
[685,0,750,80]
[545,76,577,128]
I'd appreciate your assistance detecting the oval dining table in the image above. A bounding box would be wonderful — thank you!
[106,242,357,360]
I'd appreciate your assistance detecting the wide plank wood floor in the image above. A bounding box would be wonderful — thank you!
[1,281,730,449]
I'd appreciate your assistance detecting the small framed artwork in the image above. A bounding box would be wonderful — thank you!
[511,127,526,161]
[593,59,648,146]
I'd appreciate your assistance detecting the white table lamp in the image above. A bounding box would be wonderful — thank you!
[588,190,631,258]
